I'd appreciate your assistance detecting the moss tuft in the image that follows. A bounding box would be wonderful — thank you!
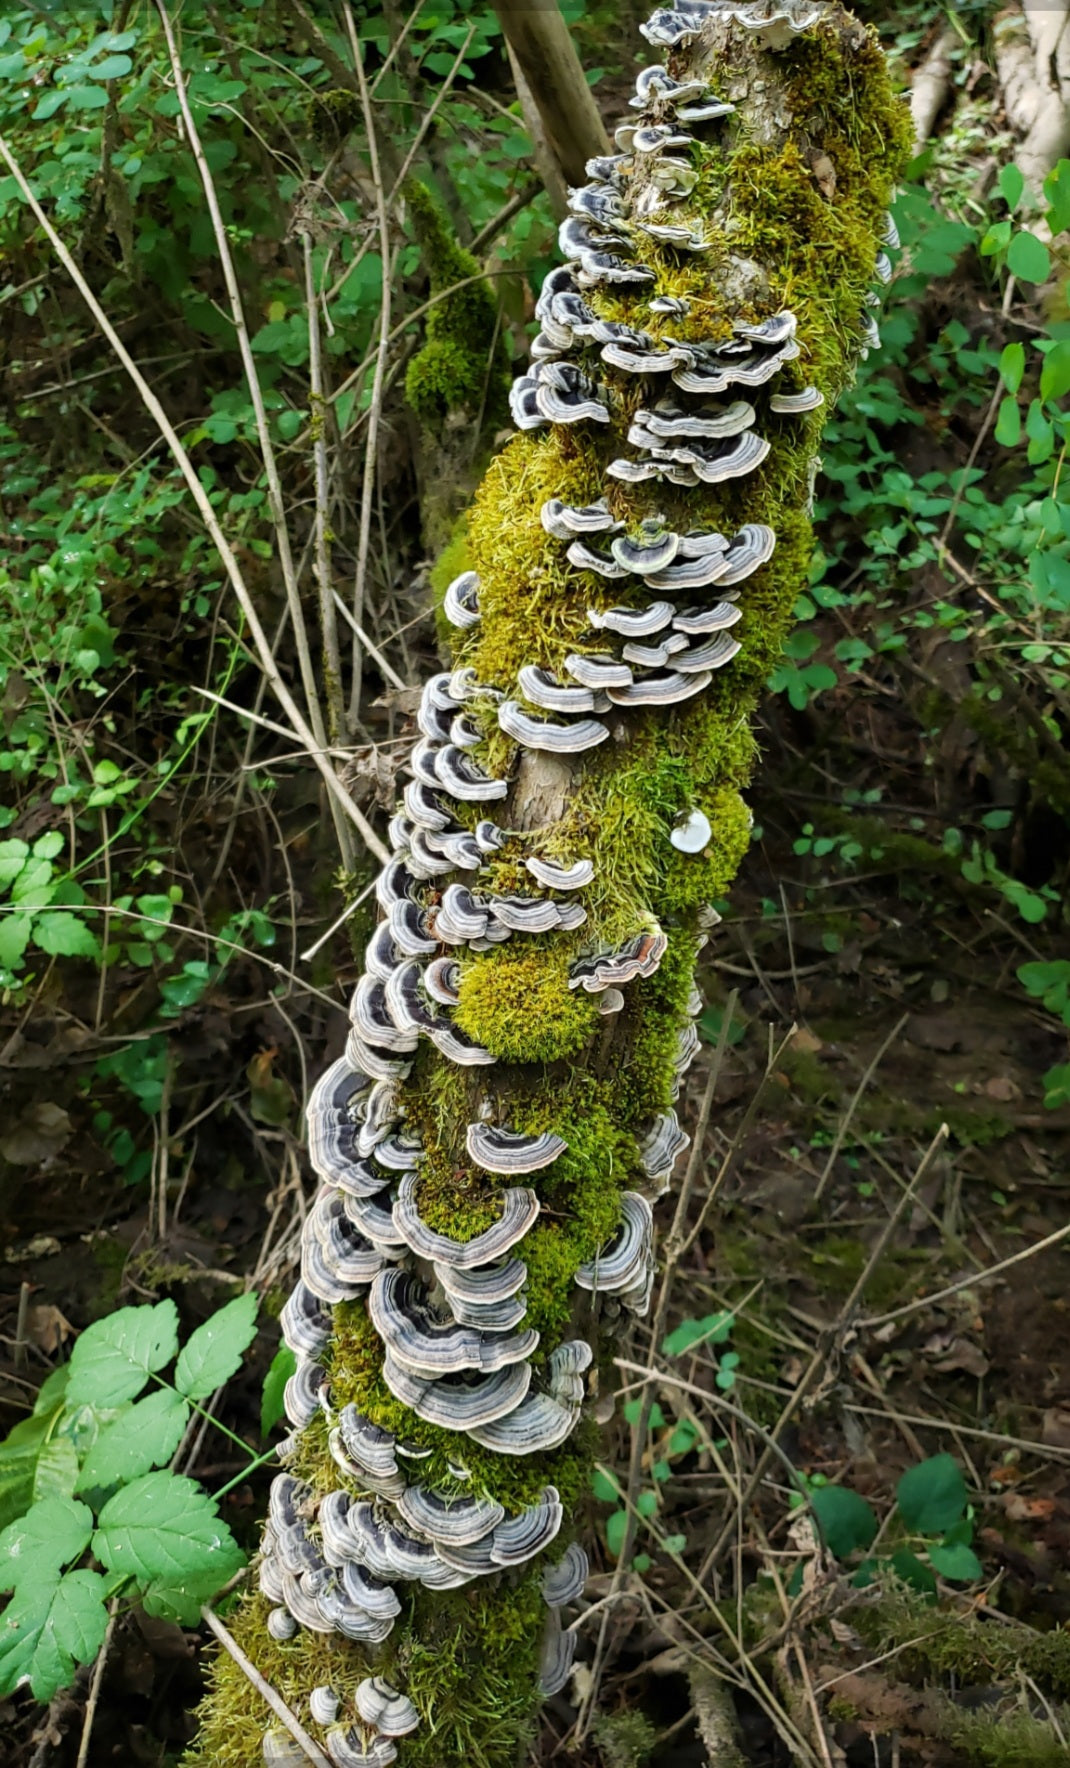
[455,944,600,1064]
[403,180,509,431]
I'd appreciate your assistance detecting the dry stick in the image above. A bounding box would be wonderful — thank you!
[840,1398,1070,1466]
[151,4,360,871]
[342,8,393,733]
[0,146,388,869]
[200,1605,336,1768]
[860,1216,1070,1331]
[190,685,351,758]
[697,1123,950,1585]
[812,1012,909,1205]
[331,590,408,691]
[74,1600,119,1768]
[575,996,739,1741]
[303,232,346,744]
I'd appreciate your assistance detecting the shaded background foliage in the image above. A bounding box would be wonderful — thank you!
[3,1,1070,1764]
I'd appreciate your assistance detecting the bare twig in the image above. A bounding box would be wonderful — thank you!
[341,8,393,732]
[860,1217,1070,1331]
[331,590,408,690]
[74,1601,119,1768]
[200,1606,336,1767]
[303,232,346,743]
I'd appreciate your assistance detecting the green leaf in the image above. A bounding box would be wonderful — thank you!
[809,1486,879,1557]
[999,341,1025,394]
[139,1558,239,1626]
[174,1291,258,1401]
[1007,229,1051,282]
[0,1496,93,1593]
[605,1509,628,1556]
[890,1547,937,1597]
[591,1468,621,1503]
[994,395,1020,448]
[0,1568,109,1701]
[32,832,64,861]
[1040,339,1070,403]
[32,911,101,959]
[11,860,55,909]
[662,1312,734,1357]
[636,1490,658,1518]
[928,1540,983,1581]
[93,1471,243,1587]
[896,1454,967,1534]
[0,913,32,969]
[75,1390,190,1493]
[260,1344,297,1438]
[32,1437,79,1503]
[999,162,1025,212]
[662,1533,687,1554]
[66,1301,180,1408]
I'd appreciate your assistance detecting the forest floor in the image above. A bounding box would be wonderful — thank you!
[4,681,1069,1768]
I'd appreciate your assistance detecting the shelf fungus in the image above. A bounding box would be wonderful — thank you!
[192,6,909,1764]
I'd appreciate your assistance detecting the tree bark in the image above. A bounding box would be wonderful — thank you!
[490,0,610,190]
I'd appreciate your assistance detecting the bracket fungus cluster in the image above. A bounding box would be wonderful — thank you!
[190,5,909,1765]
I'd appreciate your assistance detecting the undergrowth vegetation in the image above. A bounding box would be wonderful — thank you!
[2,0,1070,1763]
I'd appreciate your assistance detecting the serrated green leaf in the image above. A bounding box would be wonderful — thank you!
[75,1390,190,1494]
[32,1437,79,1504]
[260,1344,296,1438]
[0,914,32,969]
[66,1301,179,1408]
[93,1471,243,1587]
[0,1568,109,1701]
[896,1454,967,1534]
[32,911,101,960]
[139,1557,239,1626]
[0,1495,93,1593]
[0,839,29,885]
[174,1292,258,1401]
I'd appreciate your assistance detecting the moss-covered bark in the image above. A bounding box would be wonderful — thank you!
[188,6,909,1764]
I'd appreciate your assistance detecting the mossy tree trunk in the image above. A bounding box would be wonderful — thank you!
[189,6,909,1766]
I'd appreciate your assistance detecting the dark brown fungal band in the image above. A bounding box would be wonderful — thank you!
[188,5,909,1763]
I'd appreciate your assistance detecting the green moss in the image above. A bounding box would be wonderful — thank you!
[455,944,600,1064]
[854,1588,1070,1697]
[403,181,509,431]
[304,87,362,147]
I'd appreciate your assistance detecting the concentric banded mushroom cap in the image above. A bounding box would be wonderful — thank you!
[280,1281,333,1359]
[575,1192,653,1292]
[609,526,681,574]
[587,601,675,637]
[518,664,598,715]
[351,977,420,1055]
[371,1131,424,1171]
[498,701,609,754]
[524,856,595,891]
[344,1502,467,1587]
[549,1338,594,1400]
[406,829,453,880]
[509,374,545,430]
[486,894,562,933]
[355,1678,420,1738]
[466,1123,567,1174]
[302,1190,385,1304]
[375,857,417,913]
[262,1727,304,1762]
[670,601,742,636]
[364,920,401,984]
[433,1255,528,1304]
[621,632,688,668]
[342,1187,407,1248]
[424,956,461,1006]
[431,1535,498,1577]
[467,1388,578,1454]
[568,928,668,991]
[396,1486,505,1547]
[447,713,481,753]
[446,1290,529,1332]
[533,360,612,425]
[576,250,656,288]
[632,63,708,104]
[384,1351,532,1430]
[538,1609,578,1696]
[434,883,489,942]
[565,538,627,578]
[384,962,437,1036]
[370,1268,539,1377]
[324,1728,398,1768]
[308,1687,340,1727]
[265,1610,298,1645]
[674,632,742,673]
[606,669,713,706]
[769,386,824,414]
[716,521,777,586]
[562,652,632,690]
[283,1358,327,1429]
[402,780,452,833]
[491,1487,563,1565]
[393,1173,540,1267]
[428,1024,498,1066]
[558,214,632,258]
[442,570,481,629]
[541,1542,590,1608]
[649,293,692,314]
[639,1110,690,1179]
[540,496,619,539]
[432,744,509,804]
